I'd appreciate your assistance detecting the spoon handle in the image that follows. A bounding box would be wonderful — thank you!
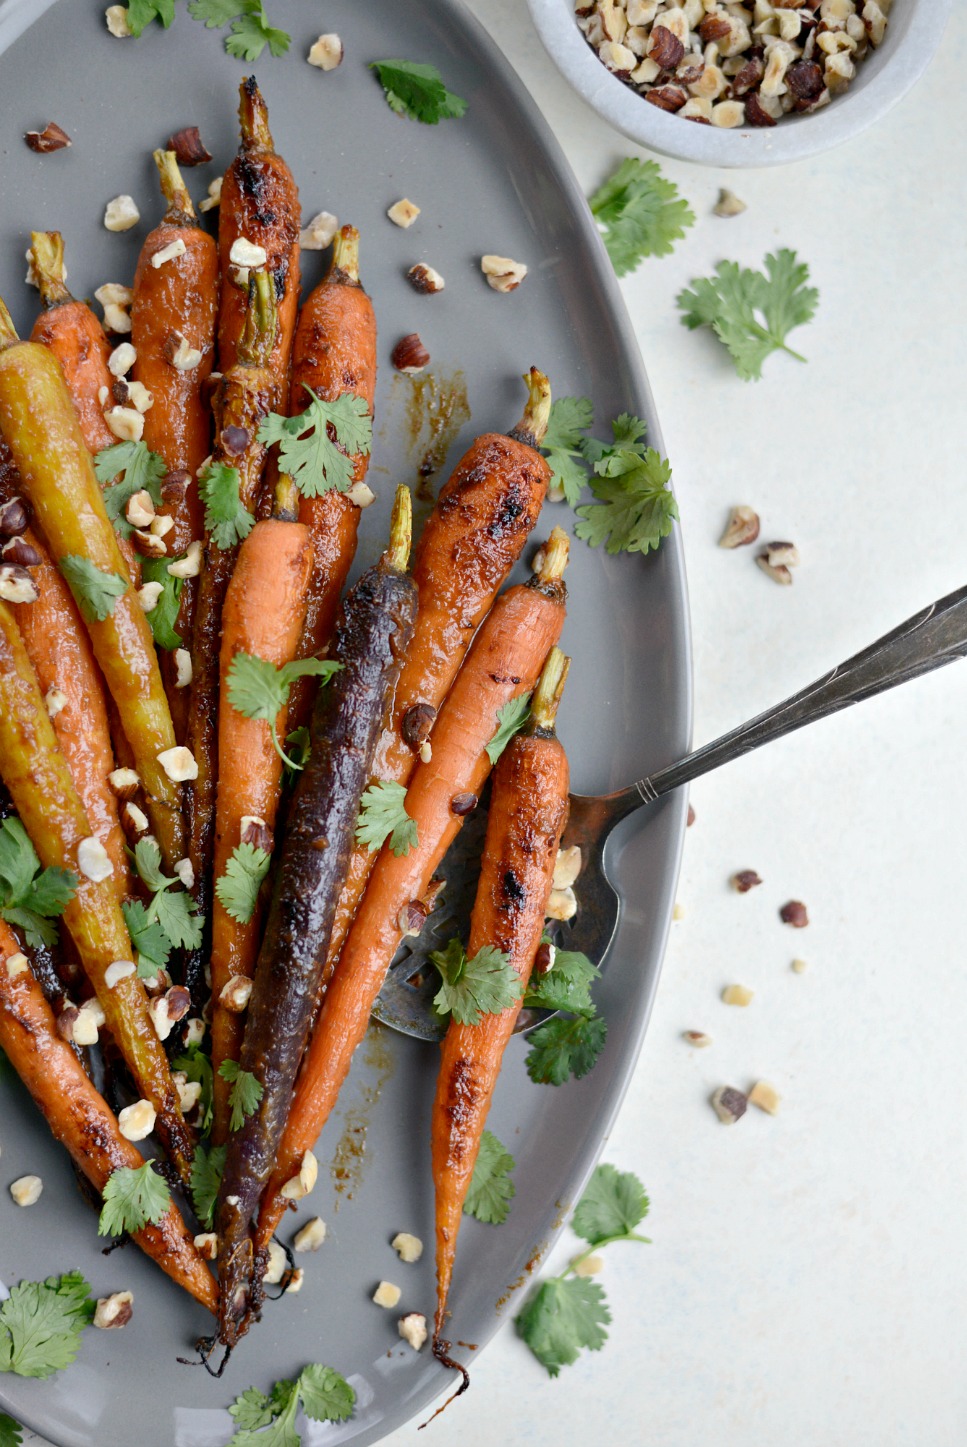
[631,581,967,806]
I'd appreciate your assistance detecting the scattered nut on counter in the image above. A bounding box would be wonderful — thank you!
[780,900,809,928]
[757,539,801,585]
[714,188,747,218]
[682,1030,712,1048]
[718,505,760,549]
[710,1086,748,1124]
[791,957,809,974]
[730,869,762,894]
[722,984,754,1007]
[748,1080,781,1115]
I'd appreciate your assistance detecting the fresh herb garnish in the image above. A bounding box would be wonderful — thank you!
[122,899,172,977]
[0,1272,95,1379]
[258,388,371,498]
[463,1130,516,1225]
[485,693,531,765]
[589,158,694,277]
[98,1162,172,1238]
[428,938,523,1027]
[199,461,255,550]
[524,1014,607,1086]
[189,1141,227,1228]
[94,440,166,540]
[677,248,819,381]
[0,1413,22,1447]
[0,818,77,950]
[187,0,289,59]
[219,1058,264,1132]
[122,0,175,36]
[227,1364,355,1446]
[130,836,204,958]
[139,556,184,651]
[172,1044,215,1134]
[516,1164,650,1375]
[226,652,341,769]
[283,726,312,779]
[541,396,595,507]
[369,59,467,125]
[355,781,418,858]
[59,555,128,623]
[524,946,600,1018]
[216,842,271,925]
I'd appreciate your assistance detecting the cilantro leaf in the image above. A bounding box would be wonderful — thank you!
[172,1044,214,1134]
[590,158,694,277]
[516,1277,610,1377]
[219,1059,264,1132]
[139,556,184,651]
[541,396,593,507]
[258,389,371,498]
[283,726,311,780]
[0,1413,22,1447]
[93,441,166,540]
[228,1387,277,1432]
[187,0,243,24]
[130,837,204,955]
[0,818,77,950]
[199,461,255,550]
[124,0,176,36]
[677,249,818,381]
[429,938,522,1027]
[572,1164,650,1247]
[132,836,168,893]
[355,781,418,857]
[226,652,341,768]
[525,1014,607,1086]
[59,555,127,623]
[98,1162,171,1238]
[226,5,290,61]
[524,947,599,1018]
[122,899,172,977]
[189,1142,226,1228]
[574,448,677,556]
[298,1364,356,1424]
[0,1273,94,1379]
[463,1130,516,1225]
[0,819,37,904]
[216,843,271,925]
[369,59,467,125]
[485,693,531,765]
[227,1365,355,1446]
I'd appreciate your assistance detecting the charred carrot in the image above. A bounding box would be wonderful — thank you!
[323,369,552,971]
[216,487,418,1349]
[0,298,184,867]
[0,925,216,1311]
[432,648,571,1378]
[0,601,193,1183]
[255,530,569,1253]
[218,77,300,404]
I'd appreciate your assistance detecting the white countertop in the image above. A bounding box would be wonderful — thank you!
[23,4,967,1445]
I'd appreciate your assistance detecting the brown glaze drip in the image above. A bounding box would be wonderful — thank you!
[328,1023,396,1207]
[398,370,471,499]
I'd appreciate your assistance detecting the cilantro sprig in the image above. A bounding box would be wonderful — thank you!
[464,1130,516,1225]
[541,396,594,507]
[227,1364,355,1446]
[258,389,372,498]
[0,1272,95,1380]
[485,693,531,765]
[216,842,271,925]
[0,818,77,949]
[369,59,467,125]
[139,556,184,651]
[0,1413,21,1447]
[516,1164,650,1376]
[590,158,695,277]
[524,942,607,1085]
[93,441,167,540]
[188,0,289,58]
[189,1141,227,1228]
[98,1161,172,1238]
[355,781,418,858]
[199,461,255,550]
[677,248,819,381]
[226,652,342,769]
[59,555,128,623]
[524,946,600,1018]
[122,0,175,36]
[428,938,522,1027]
[129,836,204,969]
[219,1058,264,1132]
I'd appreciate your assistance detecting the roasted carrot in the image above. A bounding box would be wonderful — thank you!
[255,529,570,1252]
[0,298,184,867]
[0,924,216,1311]
[0,600,193,1183]
[210,481,314,1138]
[323,369,552,973]
[432,647,571,1380]
[218,76,300,404]
[282,225,375,731]
[216,487,418,1348]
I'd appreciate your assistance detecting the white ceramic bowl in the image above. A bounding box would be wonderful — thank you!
[525,0,952,167]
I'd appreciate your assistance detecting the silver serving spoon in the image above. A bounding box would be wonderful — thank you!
[374,581,967,1040]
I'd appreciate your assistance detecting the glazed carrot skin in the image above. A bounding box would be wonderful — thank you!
[0,602,193,1184]
[210,508,314,1140]
[324,369,553,971]
[432,648,571,1358]
[218,76,300,403]
[255,531,569,1252]
[0,926,216,1312]
[0,302,184,867]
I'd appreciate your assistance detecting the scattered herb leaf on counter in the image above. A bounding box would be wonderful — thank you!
[355,780,418,858]
[463,1129,516,1225]
[131,836,204,954]
[541,396,594,507]
[59,555,128,623]
[589,158,695,277]
[369,59,467,125]
[219,1058,264,1132]
[140,556,184,650]
[186,0,290,60]
[98,1162,172,1238]
[199,462,256,550]
[677,248,819,382]
[123,0,176,36]
[524,946,599,1018]
[428,939,523,1027]
[516,1165,650,1376]
[227,1363,355,1446]
[190,1142,227,1228]
[0,817,77,950]
[172,1043,215,1134]
[94,440,166,539]
[0,1272,94,1379]
[226,652,342,769]
[0,1412,22,1447]
[486,692,532,765]
[216,842,272,925]
[258,388,371,498]
[525,1014,607,1087]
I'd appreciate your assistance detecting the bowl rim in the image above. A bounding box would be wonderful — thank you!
[525,0,953,168]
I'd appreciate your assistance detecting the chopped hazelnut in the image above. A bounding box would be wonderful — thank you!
[552,845,582,891]
[105,406,145,443]
[1,536,40,567]
[749,1080,781,1115]
[710,1086,748,1124]
[763,541,800,569]
[286,1269,304,1295]
[398,1312,428,1351]
[347,482,375,508]
[407,263,445,295]
[126,380,154,414]
[294,1217,327,1253]
[104,960,136,988]
[300,211,339,250]
[280,1149,318,1201]
[198,176,223,214]
[184,1016,206,1048]
[714,188,747,218]
[94,1291,134,1329]
[104,195,141,232]
[219,976,253,1013]
[756,553,793,586]
[165,126,213,167]
[263,1240,288,1286]
[481,254,528,293]
[731,869,762,893]
[102,303,133,335]
[672,902,685,921]
[780,900,809,928]
[151,238,187,269]
[572,1254,604,1277]
[24,122,71,153]
[718,505,760,548]
[164,331,204,371]
[73,999,106,1046]
[546,885,577,922]
[5,952,30,978]
[118,1099,156,1142]
[137,580,164,612]
[174,648,193,689]
[308,33,343,70]
[0,565,39,604]
[387,198,420,228]
[77,836,113,883]
[167,541,203,578]
[0,498,29,537]
[10,1175,43,1207]
[175,1076,203,1114]
[150,513,174,538]
[682,1030,712,1048]
[174,857,194,889]
[157,745,198,782]
[123,802,150,837]
[372,1281,401,1309]
[229,237,267,270]
[125,490,156,529]
[391,333,430,375]
[791,957,809,974]
[45,685,68,720]
[105,4,132,37]
[194,1232,218,1260]
[391,1232,423,1263]
[721,984,754,1008]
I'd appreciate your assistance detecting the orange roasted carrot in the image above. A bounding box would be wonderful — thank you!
[255,529,570,1251]
[322,370,552,973]
[431,648,570,1380]
[209,480,314,1143]
[218,76,300,404]
[0,924,216,1311]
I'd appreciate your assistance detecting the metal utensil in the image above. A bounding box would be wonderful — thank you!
[375,582,967,1039]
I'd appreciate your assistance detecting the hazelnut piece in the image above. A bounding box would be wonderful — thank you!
[779,900,809,928]
[165,126,213,166]
[391,333,430,374]
[24,122,71,153]
[719,505,760,548]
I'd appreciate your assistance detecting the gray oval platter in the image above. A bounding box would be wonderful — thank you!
[0,1,692,1443]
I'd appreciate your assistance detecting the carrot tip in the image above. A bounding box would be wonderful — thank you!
[530,646,570,732]
[153,148,196,221]
[330,225,361,286]
[535,526,569,583]
[28,232,71,309]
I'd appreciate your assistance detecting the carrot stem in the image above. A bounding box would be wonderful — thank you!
[272,473,301,522]
[508,367,552,448]
[153,148,197,222]
[237,269,277,370]
[329,225,360,287]
[386,485,412,573]
[239,75,274,151]
[536,526,570,583]
[530,646,569,733]
[28,232,71,309]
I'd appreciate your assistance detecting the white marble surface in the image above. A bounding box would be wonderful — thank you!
[22,3,967,1445]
